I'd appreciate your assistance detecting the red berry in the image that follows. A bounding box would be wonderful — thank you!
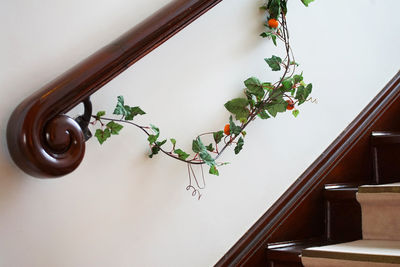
[286,100,295,110]
[268,18,279,29]
[224,124,230,135]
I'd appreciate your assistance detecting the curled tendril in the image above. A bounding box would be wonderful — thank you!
[306,97,318,104]
[186,163,206,200]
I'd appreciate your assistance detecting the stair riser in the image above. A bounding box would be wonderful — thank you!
[357,193,400,240]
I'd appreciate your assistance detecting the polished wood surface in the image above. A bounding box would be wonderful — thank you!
[267,239,328,267]
[215,71,400,266]
[6,0,222,177]
[324,184,361,243]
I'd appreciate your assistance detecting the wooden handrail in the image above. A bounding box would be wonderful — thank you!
[6,0,222,177]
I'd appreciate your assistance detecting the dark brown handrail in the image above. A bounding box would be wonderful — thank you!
[7,0,222,177]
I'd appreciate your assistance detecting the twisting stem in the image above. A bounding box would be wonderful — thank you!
[93,9,294,168]
[93,116,206,165]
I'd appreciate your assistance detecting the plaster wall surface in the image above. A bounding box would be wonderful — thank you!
[0,0,399,266]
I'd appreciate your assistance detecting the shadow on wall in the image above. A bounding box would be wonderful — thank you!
[0,122,28,205]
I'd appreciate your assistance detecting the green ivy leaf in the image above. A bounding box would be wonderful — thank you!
[271,34,277,46]
[268,0,281,19]
[234,137,244,155]
[150,124,159,136]
[280,0,287,15]
[106,121,123,135]
[148,135,157,144]
[192,138,206,153]
[113,96,128,116]
[295,83,312,105]
[170,138,176,147]
[125,106,146,120]
[199,150,215,167]
[156,139,167,147]
[266,98,287,117]
[258,110,270,120]
[192,140,201,153]
[292,109,300,118]
[95,128,111,145]
[96,111,106,119]
[245,91,256,107]
[147,125,160,144]
[301,0,315,7]
[265,55,282,71]
[112,96,145,120]
[213,131,224,144]
[206,144,214,152]
[229,116,242,136]
[306,83,313,92]
[260,32,277,46]
[282,78,294,91]
[244,77,261,90]
[224,98,249,121]
[269,86,284,99]
[174,149,190,160]
[192,137,215,166]
[262,82,273,91]
[244,77,264,99]
[149,145,160,158]
[209,165,219,176]
[294,74,303,84]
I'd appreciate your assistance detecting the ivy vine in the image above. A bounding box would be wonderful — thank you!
[91,0,316,199]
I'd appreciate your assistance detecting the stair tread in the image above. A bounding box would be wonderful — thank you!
[359,182,400,193]
[267,239,329,262]
[372,131,400,145]
[302,240,400,264]
[324,185,358,200]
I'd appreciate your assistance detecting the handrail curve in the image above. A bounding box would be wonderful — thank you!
[6,0,222,177]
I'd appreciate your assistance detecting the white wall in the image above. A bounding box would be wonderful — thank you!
[0,0,399,266]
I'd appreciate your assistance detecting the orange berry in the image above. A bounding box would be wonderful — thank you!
[286,100,295,110]
[224,124,230,135]
[268,18,279,29]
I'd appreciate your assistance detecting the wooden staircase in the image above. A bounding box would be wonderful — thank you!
[266,132,400,266]
[302,182,400,266]
[215,72,400,267]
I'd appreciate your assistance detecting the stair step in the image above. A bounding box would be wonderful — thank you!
[359,182,400,193]
[324,184,358,200]
[267,239,328,266]
[302,239,400,266]
[371,131,400,146]
[357,183,400,240]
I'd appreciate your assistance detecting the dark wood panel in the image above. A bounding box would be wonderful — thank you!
[266,239,328,267]
[215,72,400,266]
[326,199,361,242]
[324,185,361,242]
[374,144,400,184]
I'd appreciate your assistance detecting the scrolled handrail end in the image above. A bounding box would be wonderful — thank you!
[7,107,86,178]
